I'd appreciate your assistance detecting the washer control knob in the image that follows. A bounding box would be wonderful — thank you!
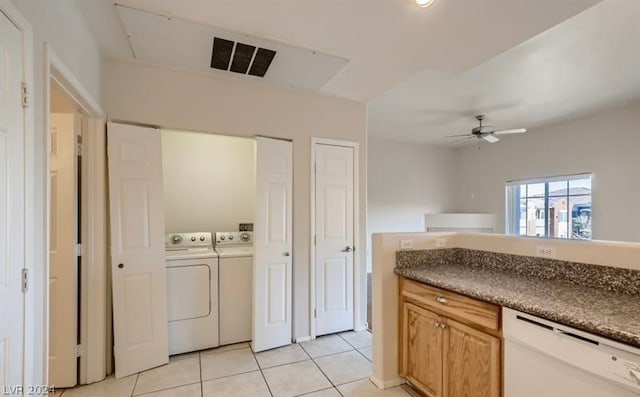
[172,235,183,243]
[200,236,205,241]
[241,233,250,241]
[191,236,196,242]
[228,235,234,240]
[220,236,225,240]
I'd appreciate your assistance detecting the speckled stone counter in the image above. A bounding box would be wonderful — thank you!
[394,249,640,348]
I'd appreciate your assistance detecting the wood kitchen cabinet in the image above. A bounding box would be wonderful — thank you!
[403,302,444,397]
[400,277,502,397]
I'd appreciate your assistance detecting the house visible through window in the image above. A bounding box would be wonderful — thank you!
[506,174,592,240]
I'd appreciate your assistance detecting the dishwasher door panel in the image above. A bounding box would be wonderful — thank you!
[505,339,638,397]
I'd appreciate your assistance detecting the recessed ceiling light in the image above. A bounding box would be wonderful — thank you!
[416,0,435,8]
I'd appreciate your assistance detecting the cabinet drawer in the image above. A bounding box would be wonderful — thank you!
[401,278,500,331]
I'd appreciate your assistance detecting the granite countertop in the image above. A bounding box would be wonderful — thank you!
[395,263,640,348]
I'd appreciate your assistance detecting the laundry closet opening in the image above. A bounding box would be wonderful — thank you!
[161,130,256,353]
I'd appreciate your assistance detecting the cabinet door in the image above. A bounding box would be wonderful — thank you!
[403,302,444,397]
[445,318,501,397]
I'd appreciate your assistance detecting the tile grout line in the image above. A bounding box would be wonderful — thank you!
[199,351,204,397]
[133,381,202,397]
[250,346,274,397]
[300,334,366,397]
[353,347,372,363]
[337,331,372,351]
[309,353,339,389]
[130,373,140,397]
[292,386,341,397]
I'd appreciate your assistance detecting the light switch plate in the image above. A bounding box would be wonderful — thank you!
[399,239,413,250]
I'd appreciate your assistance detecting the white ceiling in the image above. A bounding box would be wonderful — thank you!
[76,0,640,145]
[368,0,640,145]
[77,0,598,102]
[115,5,349,92]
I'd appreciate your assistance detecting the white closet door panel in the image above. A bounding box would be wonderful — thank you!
[48,113,79,387]
[107,123,168,378]
[0,11,25,389]
[253,137,292,352]
[315,144,355,336]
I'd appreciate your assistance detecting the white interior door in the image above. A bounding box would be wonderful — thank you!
[0,10,25,390]
[315,144,354,336]
[253,137,293,352]
[107,123,169,378]
[48,113,79,387]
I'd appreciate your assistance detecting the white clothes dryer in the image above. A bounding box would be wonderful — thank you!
[215,232,253,346]
[165,232,219,355]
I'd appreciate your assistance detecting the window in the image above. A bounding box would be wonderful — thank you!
[506,174,592,240]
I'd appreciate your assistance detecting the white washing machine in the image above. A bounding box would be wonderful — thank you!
[165,232,219,355]
[215,231,253,346]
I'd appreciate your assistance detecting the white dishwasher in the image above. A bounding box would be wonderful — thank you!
[504,308,640,397]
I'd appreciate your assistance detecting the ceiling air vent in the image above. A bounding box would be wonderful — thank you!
[211,37,277,78]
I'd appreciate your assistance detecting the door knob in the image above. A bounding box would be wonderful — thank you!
[118,263,124,269]
[283,252,290,257]
[342,246,353,252]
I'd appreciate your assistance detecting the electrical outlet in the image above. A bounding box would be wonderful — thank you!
[399,239,413,250]
[436,238,447,248]
[536,246,556,259]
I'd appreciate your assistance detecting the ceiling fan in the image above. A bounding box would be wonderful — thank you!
[446,115,526,144]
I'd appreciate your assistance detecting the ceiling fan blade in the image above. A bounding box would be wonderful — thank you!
[494,128,527,135]
[445,134,472,138]
[452,137,475,145]
[482,134,500,143]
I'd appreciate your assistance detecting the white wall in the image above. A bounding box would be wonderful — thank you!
[102,60,367,339]
[161,130,255,235]
[367,139,456,270]
[10,0,103,385]
[454,101,640,242]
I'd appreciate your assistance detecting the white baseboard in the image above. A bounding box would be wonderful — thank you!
[354,324,368,332]
[294,335,312,343]
[369,376,405,389]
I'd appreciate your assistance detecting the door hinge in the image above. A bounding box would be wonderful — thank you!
[314,309,317,318]
[21,269,28,293]
[75,142,83,156]
[314,162,316,173]
[75,243,83,257]
[75,344,83,358]
[21,82,30,108]
[314,235,316,245]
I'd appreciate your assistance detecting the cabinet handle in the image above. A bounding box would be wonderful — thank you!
[435,296,448,305]
[439,322,448,329]
[433,321,440,328]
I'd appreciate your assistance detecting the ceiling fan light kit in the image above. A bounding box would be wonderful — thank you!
[415,0,436,8]
[446,114,527,144]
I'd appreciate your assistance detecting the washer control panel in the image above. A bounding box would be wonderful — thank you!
[216,232,253,246]
[165,232,212,249]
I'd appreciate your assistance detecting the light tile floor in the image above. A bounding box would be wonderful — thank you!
[54,331,410,397]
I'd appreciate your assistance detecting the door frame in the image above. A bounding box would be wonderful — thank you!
[0,0,35,387]
[43,44,108,384]
[309,138,361,340]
